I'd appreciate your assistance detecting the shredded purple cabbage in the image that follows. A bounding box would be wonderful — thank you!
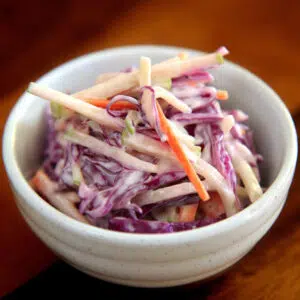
[209,124,237,190]
[171,112,223,125]
[42,108,64,181]
[108,215,225,233]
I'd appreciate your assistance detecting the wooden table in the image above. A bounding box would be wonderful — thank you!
[1,1,299,298]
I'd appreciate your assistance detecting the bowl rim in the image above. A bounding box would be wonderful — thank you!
[2,44,298,245]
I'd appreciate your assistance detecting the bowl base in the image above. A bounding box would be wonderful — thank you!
[65,253,248,288]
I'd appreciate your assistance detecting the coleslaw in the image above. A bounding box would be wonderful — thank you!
[28,47,264,233]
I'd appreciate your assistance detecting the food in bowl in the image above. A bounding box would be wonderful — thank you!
[28,47,264,233]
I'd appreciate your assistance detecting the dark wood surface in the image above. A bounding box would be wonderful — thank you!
[1,1,299,298]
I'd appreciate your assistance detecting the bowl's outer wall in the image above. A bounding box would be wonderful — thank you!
[3,46,298,287]
[15,188,287,287]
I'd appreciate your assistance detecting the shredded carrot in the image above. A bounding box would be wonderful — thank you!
[199,192,225,218]
[178,204,198,222]
[186,80,198,87]
[30,170,43,190]
[80,97,138,110]
[216,90,229,101]
[156,103,209,201]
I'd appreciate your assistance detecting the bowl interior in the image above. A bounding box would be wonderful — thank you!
[13,46,289,193]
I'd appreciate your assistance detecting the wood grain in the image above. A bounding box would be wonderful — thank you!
[0,0,299,297]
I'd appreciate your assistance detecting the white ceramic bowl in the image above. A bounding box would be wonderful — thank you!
[2,46,298,287]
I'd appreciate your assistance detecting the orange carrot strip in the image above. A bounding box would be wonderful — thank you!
[80,97,138,110]
[156,103,209,201]
[186,80,198,87]
[216,90,229,101]
[178,204,199,222]
[199,192,225,218]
